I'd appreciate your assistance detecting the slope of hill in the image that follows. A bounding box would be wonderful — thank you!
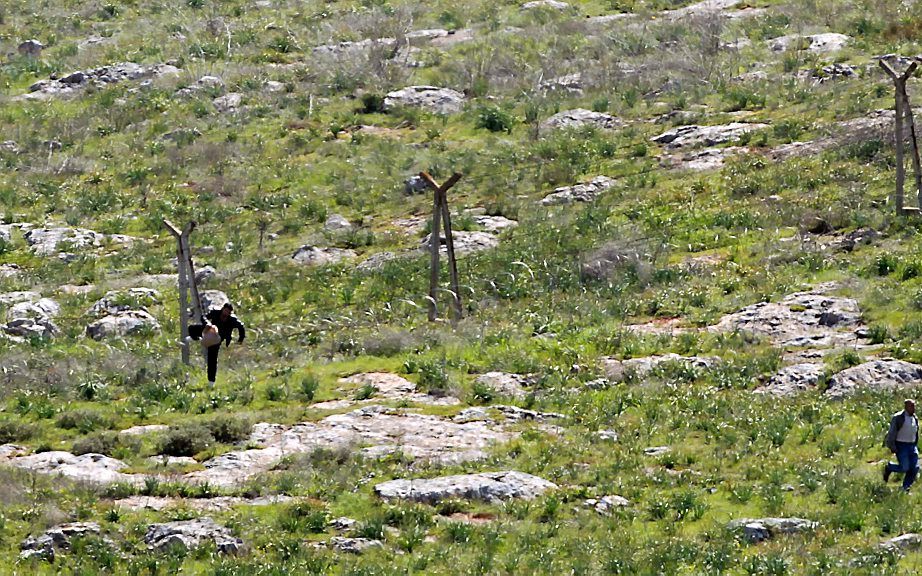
[4,0,922,573]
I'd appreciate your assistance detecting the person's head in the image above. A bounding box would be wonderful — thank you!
[220,303,233,321]
[906,399,916,416]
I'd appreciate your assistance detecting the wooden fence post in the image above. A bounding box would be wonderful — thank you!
[880,60,919,215]
[163,219,201,365]
[420,172,463,324]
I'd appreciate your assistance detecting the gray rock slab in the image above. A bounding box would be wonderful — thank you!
[755,363,825,396]
[145,517,242,554]
[330,537,384,554]
[384,86,464,114]
[708,284,863,348]
[652,123,768,149]
[292,245,356,266]
[9,451,143,485]
[20,522,101,561]
[186,406,512,487]
[374,471,557,503]
[541,176,615,205]
[728,517,817,543]
[542,109,622,131]
[419,230,499,255]
[86,310,160,340]
[825,359,922,398]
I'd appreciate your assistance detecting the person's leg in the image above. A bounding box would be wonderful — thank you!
[886,444,907,475]
[904,445,919,490]
[207,345,219,383]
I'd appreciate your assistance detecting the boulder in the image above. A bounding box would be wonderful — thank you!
[329,537,384,554]
[825,359,922,398]
[213,92,242,113]
[665,146,750,171]
[601,354,720,382]
[357,251,407,271]
[383,86,465,114]
[419,230,499,255]
[474,372,536,398]
[86,310,160,340]
[374,471,557,503]
[728,518,817,543]
[542,109,622,131]
[473,215,518,234]
[24,227,103,256]
[339,372,457,404]
[330,517,357,532]
[324,214,354,234]
[881,533,922,553]
[773,110,896,160]
[708,285,863,348]
[8,298,59,320]
[195,265,217,285]
[115,495,292,512]
[539,73,583,94]
[145,517,243,554]
[644,446,671,456]
[769,33,850,54]
[87,288,159,316]
[541,176,615,205]
[652,123,768,149]
[200,290,229,312]
[9,451,141,485]
[0,264,22,278]
[585,495,630,515]
[2,317,57,339]
[20,63,180,100]
[522,0,570,8]
[17,39,44,57]
[0,291,39,306]
[312,38,397,57]
[20,522,102,561]
[292,245,356,266]
[186,406,512,487]
[755,363,826,396]
[175,75,224,96]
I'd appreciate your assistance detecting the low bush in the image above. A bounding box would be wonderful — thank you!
[159,425,214,457]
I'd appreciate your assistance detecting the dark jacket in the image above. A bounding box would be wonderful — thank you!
[204,308,245,346]
[885,410,919,452]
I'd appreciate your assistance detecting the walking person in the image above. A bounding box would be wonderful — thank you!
[884,399,919,491]
[201,303,246,386]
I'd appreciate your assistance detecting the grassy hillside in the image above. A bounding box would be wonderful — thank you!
[4,0,922,573]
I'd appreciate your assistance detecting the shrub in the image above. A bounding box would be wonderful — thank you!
[0,419,35,444]
[72,432,140,457]
[476,106,515,133]
[204,415,251,444]
[159,425,214,457]
[299,373,320,400]
[56,409,112,433]
[360,93,385,114]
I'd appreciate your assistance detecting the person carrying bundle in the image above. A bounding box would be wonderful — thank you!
[191,303,245,386]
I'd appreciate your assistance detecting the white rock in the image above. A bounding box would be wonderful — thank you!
[86,310,160,340]
[541,176,615,205]
[542,109,622,131]
[375,471,557,503]
[213,92,242,113]
[292,246,356,266]
[383,86,465,115]
[9,451,142,485]
[144,517,242,554]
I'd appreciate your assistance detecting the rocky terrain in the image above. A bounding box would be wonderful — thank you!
[3,0,922,573]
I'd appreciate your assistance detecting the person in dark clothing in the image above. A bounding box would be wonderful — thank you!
[884,399,919,491]
[203,303,245,385]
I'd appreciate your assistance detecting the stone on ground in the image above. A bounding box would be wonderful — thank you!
[292,245,356,266]
[383,86,465,114]
[145,517,243,554]
[755,363,826,396]
[728,518,818,543]
[474,372,535,398]
[419,231,499,255]
[824,359,922,398]
[374,471,557,503]
[20,522,102,561]
[585,495,630,515]
[881,533,922,552]
[8,451,142,485]
[541,176,615,205]
[330,537,384,554]
[542,109,622,131]
[601,354,720,382]
[652,123,768,149]
[708,284,863,348]
[86,310,160,340]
